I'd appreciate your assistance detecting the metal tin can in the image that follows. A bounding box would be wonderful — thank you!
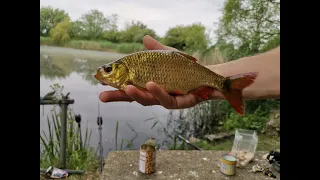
[139,138,156,175]
[220,154,236,176]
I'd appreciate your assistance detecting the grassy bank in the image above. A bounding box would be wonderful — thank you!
[170,134,280,151]
[40,106,99,180]
[40,36,146,54]
[40,36,228,66]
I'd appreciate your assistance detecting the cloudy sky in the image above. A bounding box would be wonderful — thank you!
[40,0,225,40]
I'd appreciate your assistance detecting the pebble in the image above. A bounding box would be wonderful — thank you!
[132,171,138,176]
[263,153,269,159]
[188,171,199,178]
[202,157,208,161]
[157,171,163,174]
[212,170,216,173]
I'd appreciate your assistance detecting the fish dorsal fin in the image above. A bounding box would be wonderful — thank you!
[174,51,198,62]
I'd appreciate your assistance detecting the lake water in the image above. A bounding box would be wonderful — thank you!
[40,46,173,157]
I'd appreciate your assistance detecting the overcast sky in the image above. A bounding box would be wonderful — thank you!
[40,0,225,40]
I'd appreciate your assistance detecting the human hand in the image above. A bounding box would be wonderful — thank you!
[98,35,218,109]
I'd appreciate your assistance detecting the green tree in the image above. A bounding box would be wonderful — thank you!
[118,20,158,43]
[183,0,280,136]
[108,14,119,31]
[216,0,280,54]
[72,9,110,40]
[50,17,72,46]
[40,6,69,36]
[163,23,210,53]
[103,14,121,42]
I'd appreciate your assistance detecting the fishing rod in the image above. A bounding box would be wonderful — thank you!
[97,94,104,173]
[177,135,202,150]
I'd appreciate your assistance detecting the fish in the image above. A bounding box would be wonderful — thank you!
[94,50,258,115]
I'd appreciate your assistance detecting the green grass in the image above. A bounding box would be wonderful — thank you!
[40,36,145,54]
[114,120,136,151]
[40,36,54,45]
[117,43,145,54]
[40,106,99,180]
[170,134,280,151]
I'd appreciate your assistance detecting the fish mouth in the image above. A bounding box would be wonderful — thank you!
[94,73,109,85]
[100,81,109,85]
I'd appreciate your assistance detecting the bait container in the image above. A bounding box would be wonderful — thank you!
[230,129,258,168]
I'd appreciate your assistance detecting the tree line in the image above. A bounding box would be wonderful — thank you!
[40,0,279,58]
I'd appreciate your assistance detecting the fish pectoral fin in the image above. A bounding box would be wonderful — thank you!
[189,86,215,100]
[175,51,198,62]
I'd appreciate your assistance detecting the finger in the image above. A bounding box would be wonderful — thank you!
[143,35,177,51]
[174,94,199,109]
[99,90,133,102]
[124,85,159,106]
[146,82,177,108]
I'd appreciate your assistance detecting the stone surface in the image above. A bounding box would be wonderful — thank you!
[101,150,280,180]
[266,110,280,136]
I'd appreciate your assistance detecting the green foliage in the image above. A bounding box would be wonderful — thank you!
[223,100,280,133]
[103,30,121,43]
[260,34,280,53]
[216,0,280,54]
[117,43,145,54]
[118,20,158,43]
[40,107,98,170]
[188,101,230,138]
[40,36,53,45]
[40,84,98,170]
[114,120,135,151]
[72,9,111,40]
[50,17,72,46]
[163,23,210,53]
[63,39,144,53]
[40,8,212,54]
[40,6,69,36]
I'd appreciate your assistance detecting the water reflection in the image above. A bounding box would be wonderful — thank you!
[40,52,117,85]
[40,47,171,157]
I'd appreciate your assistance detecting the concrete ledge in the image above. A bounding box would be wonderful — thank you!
[102,150,280,180]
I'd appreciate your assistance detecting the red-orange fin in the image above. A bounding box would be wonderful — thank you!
[221,72,259,115]
[175,51,198,62]
[190,86,215,100]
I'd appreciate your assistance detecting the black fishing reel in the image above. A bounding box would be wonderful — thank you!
[267,150,280,164]
[75,114,81,128]
[267,150,280,173]
[75,114,81,123]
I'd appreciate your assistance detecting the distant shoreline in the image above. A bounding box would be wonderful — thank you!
[40,45,126,62]
[40,36,146,54]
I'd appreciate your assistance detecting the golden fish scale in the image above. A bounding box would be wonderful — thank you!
[121,51,226,93]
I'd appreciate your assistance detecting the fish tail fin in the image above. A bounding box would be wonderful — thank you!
[221,72,258,115]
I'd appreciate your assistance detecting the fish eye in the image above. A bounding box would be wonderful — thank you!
[103,65,112,73]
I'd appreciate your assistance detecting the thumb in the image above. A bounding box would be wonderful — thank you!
[143,35,177,51]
